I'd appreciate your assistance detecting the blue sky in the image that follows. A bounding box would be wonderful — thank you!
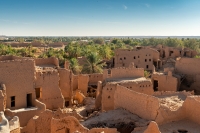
[0,0,200,36]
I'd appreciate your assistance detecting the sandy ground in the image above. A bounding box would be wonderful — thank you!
[159,119,200,133]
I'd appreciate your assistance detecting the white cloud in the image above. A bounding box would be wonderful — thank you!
[123,5,127,10]
[145,4,150,8]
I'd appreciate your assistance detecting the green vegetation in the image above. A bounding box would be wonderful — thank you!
[0,37,200,74]
[144,70,151,78]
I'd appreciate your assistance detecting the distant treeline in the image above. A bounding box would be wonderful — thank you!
[0,37,200,74]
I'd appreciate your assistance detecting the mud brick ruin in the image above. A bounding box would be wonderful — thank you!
[0,45,200,133]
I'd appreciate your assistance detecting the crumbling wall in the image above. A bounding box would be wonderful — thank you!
[9,116,20,133]
[95,81,103,109]
[58,68,72,102]
[0,84,6,111]
[103,67,144,81]
[102,84,117,111]
[114,85,160,120]
[78,75,89,96]
[0,59,35,109]
[5,99,46,127]
[183,96,200,125]
[0,112,10,133]
[22,109,83,133]
[35,70,64,109]
[114,48,159,71]
[88,73,103,85]
[152,72,178,91]
[73,75,78,91]
[175,58,200,76]
[116,80,154,95]
[35,57,59,67]
[51,116,89,133]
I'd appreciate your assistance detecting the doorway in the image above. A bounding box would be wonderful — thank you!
[27,93,32,107]
[162,51,165,58]
[153,80,158,91]
[65,101,69,107]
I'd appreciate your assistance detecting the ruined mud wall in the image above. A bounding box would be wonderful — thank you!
[103,67,144,80]
[78,75,89,96]
[152,73,178,91]
[22,109,83,133]
[114,48,159,70]
[5,99,46,127]
[51,116,89,133]
[58,68,72,101]
[95,81,103,109]
[0,59,35,109]
[175,58,200,76]
[114,85,160,120]
[88,73,103,85]
[117,80,154,95]
[102,84,117,111]
[73,75,78,91]
[35,70,64,109]
[35,57,59,67]
[183,96,200,125]
[0,55,30,61]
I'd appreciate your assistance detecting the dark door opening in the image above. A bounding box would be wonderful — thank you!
[169,51,173,56]
[153,61,157,68]
[162,51,165,58]
[27,93,32,107]
[153,80,158,91]
[65,101,69,107]
[11,96,15,107]
[112,58,115,67]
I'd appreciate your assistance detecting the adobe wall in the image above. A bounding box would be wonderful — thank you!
[73,75,78,91]
[78,75,89,96]
[5,99,46,127]
[95,81,103,109]
[58,68,72,102]
[0,84,6,111]
[101,79,153,111]
[35,70,64,109]
[88,73,103,85]
[0,55,31,62]
[175,58,200,76]
[116,80,154,95]
[152,72,178,91]
[154,93,189,124]
[51,116,89,133]
[35,57,59,67]
[22,109,83,133]
[183,96,200,125]
[103,67,144,81]
[0,91,5,112]
[0,59,35,109]
[114,48,159,70]
[114,85,160,120]
[102,84,117,111]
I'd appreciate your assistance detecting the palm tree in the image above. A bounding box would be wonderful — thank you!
[99,45,113,60]
[69,58,82,74]
[82,52,105,74]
